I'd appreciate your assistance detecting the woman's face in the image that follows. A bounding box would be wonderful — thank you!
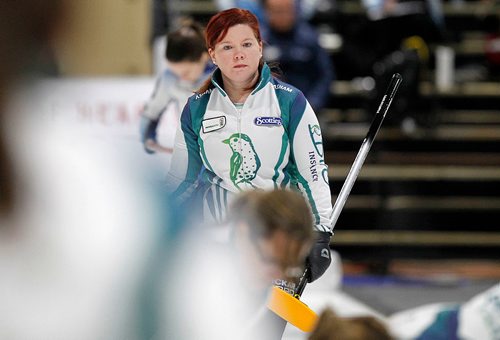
[209,24,262,87]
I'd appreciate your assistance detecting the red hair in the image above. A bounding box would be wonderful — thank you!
[197,8,264,94]
[205,8,262,51]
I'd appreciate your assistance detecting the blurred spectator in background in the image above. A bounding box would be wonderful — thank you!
[215,0,332,23]
[140,18,214,159]
[216,0,267,24]
[261,0,335,113]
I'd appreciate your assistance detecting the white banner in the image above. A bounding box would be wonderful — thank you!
[37,77,179,180]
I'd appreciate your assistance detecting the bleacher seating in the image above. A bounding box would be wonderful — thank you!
[319,0,500,262]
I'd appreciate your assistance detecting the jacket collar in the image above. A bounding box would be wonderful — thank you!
[210,63,271,97]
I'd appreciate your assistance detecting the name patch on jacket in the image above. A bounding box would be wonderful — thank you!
[254,116,282,127]
[202,116,226,133]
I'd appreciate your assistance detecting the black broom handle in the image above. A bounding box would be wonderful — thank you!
[294,73,403,299]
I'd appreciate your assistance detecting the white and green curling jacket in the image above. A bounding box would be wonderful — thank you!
[167,63,333,233]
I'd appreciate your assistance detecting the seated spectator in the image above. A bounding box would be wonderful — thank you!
[215,0,267,24]
[214,0,332,23]
[261,0,335,113]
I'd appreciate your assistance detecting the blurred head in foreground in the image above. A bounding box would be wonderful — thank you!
[162,189,315,339]
[309,308,393,340]
[0,2,162,339]
[0,0,65,217]
[227,189,314,288]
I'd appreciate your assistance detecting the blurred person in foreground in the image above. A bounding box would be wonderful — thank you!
[0,1,161,339]
[388,282,500,340]
[307,283,500,339]
[140,19,215,158]
[167,8,334,287]
[261,0,335,113]
[309,308,393,340]
[304,281,500,340]
[155,189,315,339]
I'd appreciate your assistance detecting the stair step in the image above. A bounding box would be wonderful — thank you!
[329,164,500,181]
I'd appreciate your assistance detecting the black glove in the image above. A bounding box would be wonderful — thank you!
[305,231,332,283]
[140,117,159,154]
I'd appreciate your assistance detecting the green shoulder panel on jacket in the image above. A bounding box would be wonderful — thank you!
[188,88,213,137]
[271,77,306,141]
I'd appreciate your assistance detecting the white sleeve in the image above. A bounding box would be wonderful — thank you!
[165,103,203,199]
[142,73,172,120]
[290,98,333,233]
[165,122,189,191]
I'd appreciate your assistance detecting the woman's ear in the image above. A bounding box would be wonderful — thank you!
[208,48,216,64]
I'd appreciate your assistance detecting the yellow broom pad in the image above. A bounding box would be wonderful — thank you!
[266,286,318,332]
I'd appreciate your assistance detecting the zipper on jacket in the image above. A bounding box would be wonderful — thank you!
[234,103,243,154]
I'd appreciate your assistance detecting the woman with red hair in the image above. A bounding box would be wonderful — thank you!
[167,8,334,286]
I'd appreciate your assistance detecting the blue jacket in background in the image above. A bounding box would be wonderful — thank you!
[262,21,335,112]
